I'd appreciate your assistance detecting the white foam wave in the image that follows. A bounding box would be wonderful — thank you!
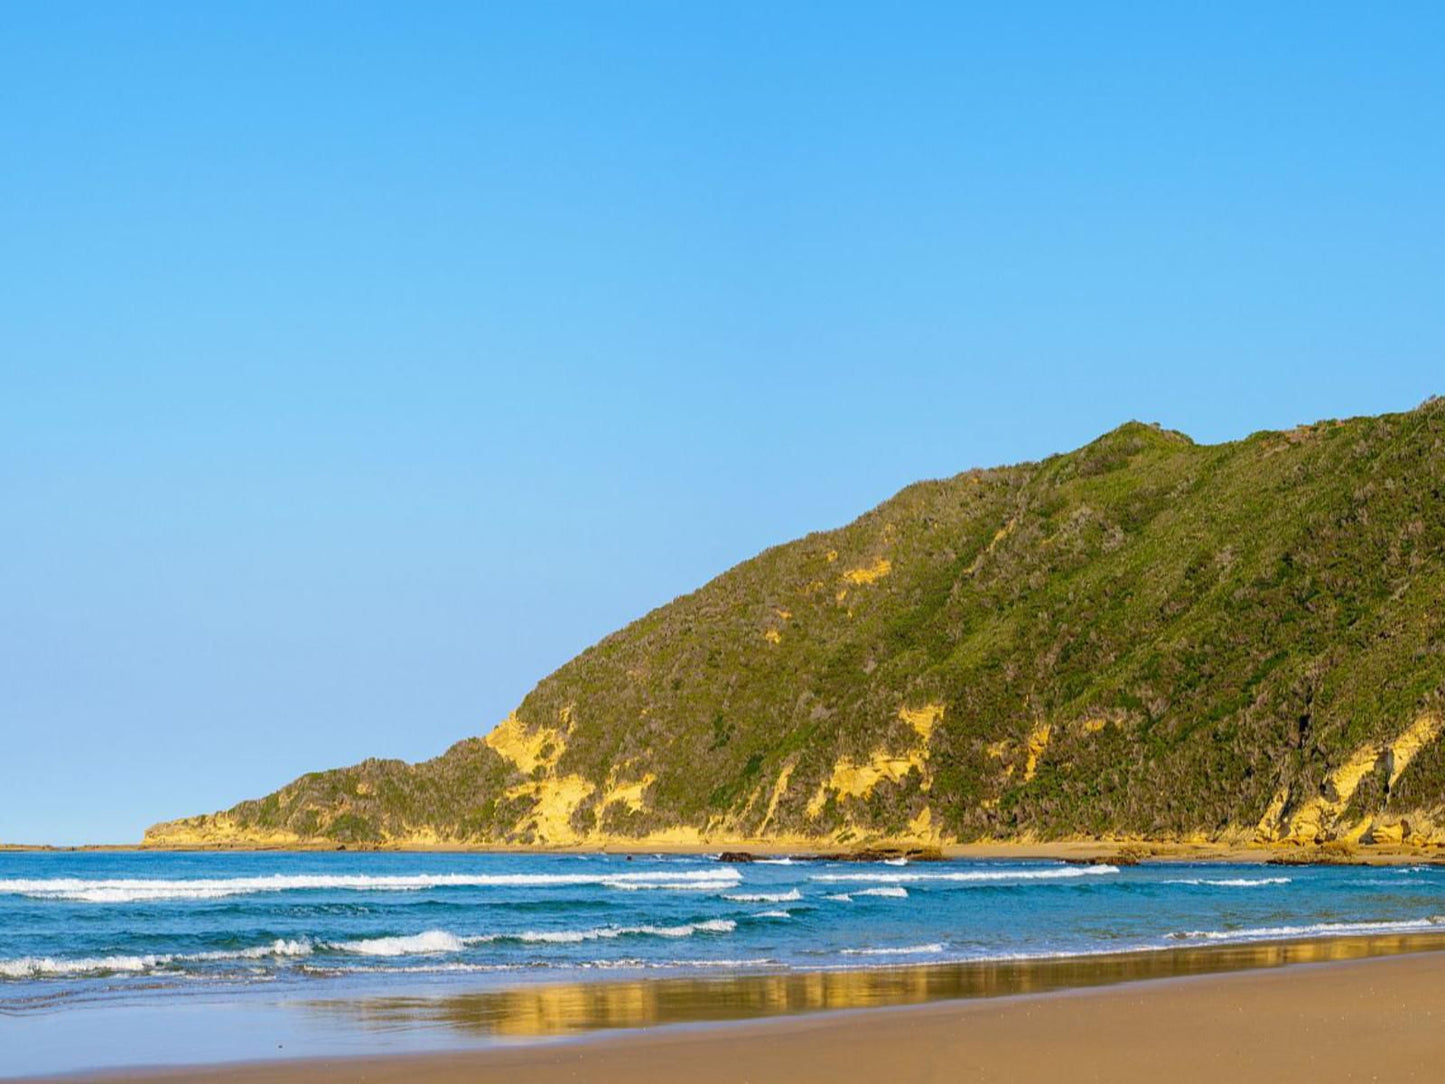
[0,914,746,979]
[755,858,795,865]
[576,956,776,970]
[333,930,467,956]
[30,887,250,904]
[318,955,777,977]
[811,865,1117,885]
[883,857,908,866]
[842,942,944,956]
[468,919,737,945]
[0,954,168,979]
[0,869,742,904]
[0,938,314,979]
[604,877,742,892]
[856,887,908,898]
[197,938,314,961]
[1162,877,1291,888]
[723,889,802,903]
[752,909,792,918]
[1174,917,1445,942]
[823,892,853,902]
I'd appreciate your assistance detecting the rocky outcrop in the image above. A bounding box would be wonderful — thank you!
[1254,714,1445,846]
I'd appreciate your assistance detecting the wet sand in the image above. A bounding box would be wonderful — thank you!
[49,942,1445,1083]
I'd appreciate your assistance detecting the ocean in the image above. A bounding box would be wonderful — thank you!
[3,850,1445,1076]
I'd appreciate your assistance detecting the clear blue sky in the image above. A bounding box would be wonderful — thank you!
[3,3,1441,844]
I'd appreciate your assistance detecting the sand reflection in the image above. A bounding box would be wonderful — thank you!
[302,933,1445,1041]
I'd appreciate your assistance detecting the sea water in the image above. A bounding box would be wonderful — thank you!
[2,850,1444,1075]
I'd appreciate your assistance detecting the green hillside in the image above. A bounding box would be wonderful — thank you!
[146,399,1445,850]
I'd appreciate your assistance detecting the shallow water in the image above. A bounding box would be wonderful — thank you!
[4,851,1445,1076]
[299,931,1445,1037]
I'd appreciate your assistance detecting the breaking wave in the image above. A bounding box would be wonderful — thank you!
[468,919,738,945]
[810,865,1118,885]
[0,939,314,979]
[723,889,802,903]
[1162,877,1292,888]
[0,920,740,977]
[332,930,467,956]
[1172,917,1445,942]
[841,943,944,956]
[0,869,742,904]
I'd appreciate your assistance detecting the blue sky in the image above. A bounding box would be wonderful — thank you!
[2,3,1442,843]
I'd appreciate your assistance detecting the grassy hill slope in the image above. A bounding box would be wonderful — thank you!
[146,399,1445,850]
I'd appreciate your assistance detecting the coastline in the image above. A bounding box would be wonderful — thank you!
[31,939,1445,1083]
[8,838,1444,865]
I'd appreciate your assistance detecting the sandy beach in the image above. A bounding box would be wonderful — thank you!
[34,943,1444,1084]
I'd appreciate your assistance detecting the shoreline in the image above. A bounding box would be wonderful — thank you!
[27,939,1445,1083]
[6,839,1444,865]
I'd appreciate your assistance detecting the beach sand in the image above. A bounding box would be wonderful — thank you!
[58,946,1445,1083]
